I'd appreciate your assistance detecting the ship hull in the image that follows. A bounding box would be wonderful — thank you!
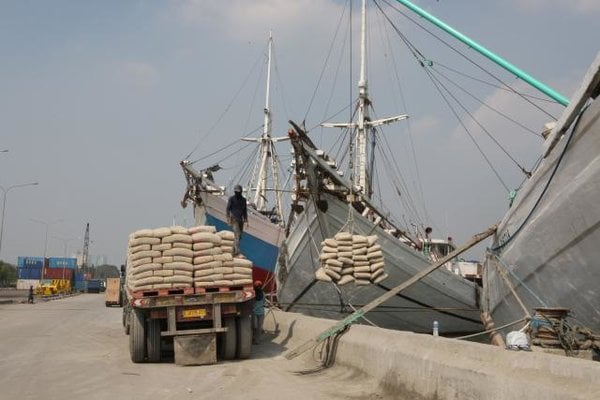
[276,192,483,335]
[194,191,284,292]
[482,57,600,333]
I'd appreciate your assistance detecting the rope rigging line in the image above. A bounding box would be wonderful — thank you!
[373,0,513,191]
[373,133,423,227]
[198,140,255,172]
[231,144,260,190]
[434,61,557,106]
[491,104,588,251]
[183,49,266,160]
[304,0,350,124]
[272,41,293,121]
[375,0,532,182]
[378,7,437,228]
[243,56,267,135]
[427,66,533,179]
[190,125,263,165]
[454,317,529,341]
[377,0,560,121]
[431,63,543,139]
[367,102,429,225]
[377,12,432,227]
[423,67,511,192]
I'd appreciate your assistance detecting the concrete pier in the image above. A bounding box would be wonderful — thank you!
[265,309,600,400]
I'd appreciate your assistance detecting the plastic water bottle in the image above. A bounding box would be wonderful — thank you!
[433,320,439,336]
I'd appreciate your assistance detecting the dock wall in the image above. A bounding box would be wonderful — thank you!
[265,310,600,400]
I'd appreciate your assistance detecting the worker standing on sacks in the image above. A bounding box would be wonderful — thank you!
[226,184,248,256]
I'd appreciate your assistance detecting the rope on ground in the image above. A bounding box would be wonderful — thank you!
[454,317,528,340]
[294,325,351,375]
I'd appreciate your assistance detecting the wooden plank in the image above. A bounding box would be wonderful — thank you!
[285,224,498,360]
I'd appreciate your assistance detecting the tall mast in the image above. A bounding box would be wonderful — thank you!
[243,32,288,225]
[252,31,273,211]
[356,0,370,196]
[322,0,408,201]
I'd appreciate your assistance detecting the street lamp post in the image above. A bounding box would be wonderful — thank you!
[0,182,39,257]
[30,218,62,259]
[52,236,75,258]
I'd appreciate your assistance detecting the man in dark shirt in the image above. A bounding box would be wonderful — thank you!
[226,184,248,255]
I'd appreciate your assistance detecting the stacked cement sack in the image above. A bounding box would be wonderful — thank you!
[190,226,253,288]
[127,226,194,291]
[316,232,388,286]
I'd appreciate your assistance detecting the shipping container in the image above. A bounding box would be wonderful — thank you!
[73,280,87,292]
[16,279,41,290]
[17,257,45,269]
[17,267,42,280]
[86,279,102,293]
[47,257,77,269]
[74,272,85,282]
[43,267,74,281]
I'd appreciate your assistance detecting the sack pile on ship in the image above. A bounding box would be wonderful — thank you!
[127,225,253,291]
[316,232,388,286]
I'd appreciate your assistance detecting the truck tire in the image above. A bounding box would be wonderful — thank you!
[221,317,237,360]
[146,318,161,363]
[129,309,146,363]
[123,304,131,335]
[236,313,252,359]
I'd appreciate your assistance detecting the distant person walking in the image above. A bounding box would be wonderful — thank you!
[28,285,34,304]
[226,184,248,255]
[252,280,266,344]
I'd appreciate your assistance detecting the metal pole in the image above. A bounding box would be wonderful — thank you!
[393,0,570,106]
[31,217,61,258]
[0,182,38,257]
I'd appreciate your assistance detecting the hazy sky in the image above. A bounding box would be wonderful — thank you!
[1,0,599,266]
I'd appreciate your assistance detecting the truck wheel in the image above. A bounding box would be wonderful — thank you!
[129,309,146,363]
[146,318,161,363]
[220,317,237,360]
[123,304,131,335]
[236,313,252,359]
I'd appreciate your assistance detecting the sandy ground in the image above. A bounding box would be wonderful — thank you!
[0,294,393,400]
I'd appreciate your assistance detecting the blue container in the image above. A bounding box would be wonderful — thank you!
[74,272,85,282]
[74,280,87,292]
[48,257,78,269]
[17,267,42,280]
[17,257,45,269]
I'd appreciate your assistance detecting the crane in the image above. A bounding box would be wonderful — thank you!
[81,223,90,275]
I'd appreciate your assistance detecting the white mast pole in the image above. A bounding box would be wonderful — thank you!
[253,32,273,210]
[321,1,408,200]
[356,0,370,197]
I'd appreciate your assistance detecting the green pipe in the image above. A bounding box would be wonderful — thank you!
[393,0,570,106]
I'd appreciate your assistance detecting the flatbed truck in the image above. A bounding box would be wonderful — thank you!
[123,284,255,365]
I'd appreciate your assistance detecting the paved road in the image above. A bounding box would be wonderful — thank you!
[0,294,390,400]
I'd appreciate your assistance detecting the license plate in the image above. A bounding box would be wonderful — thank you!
[182,308,206,318]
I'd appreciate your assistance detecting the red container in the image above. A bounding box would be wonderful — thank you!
[43,268,74,281]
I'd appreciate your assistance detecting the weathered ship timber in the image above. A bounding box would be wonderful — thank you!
[482,53,600,334]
